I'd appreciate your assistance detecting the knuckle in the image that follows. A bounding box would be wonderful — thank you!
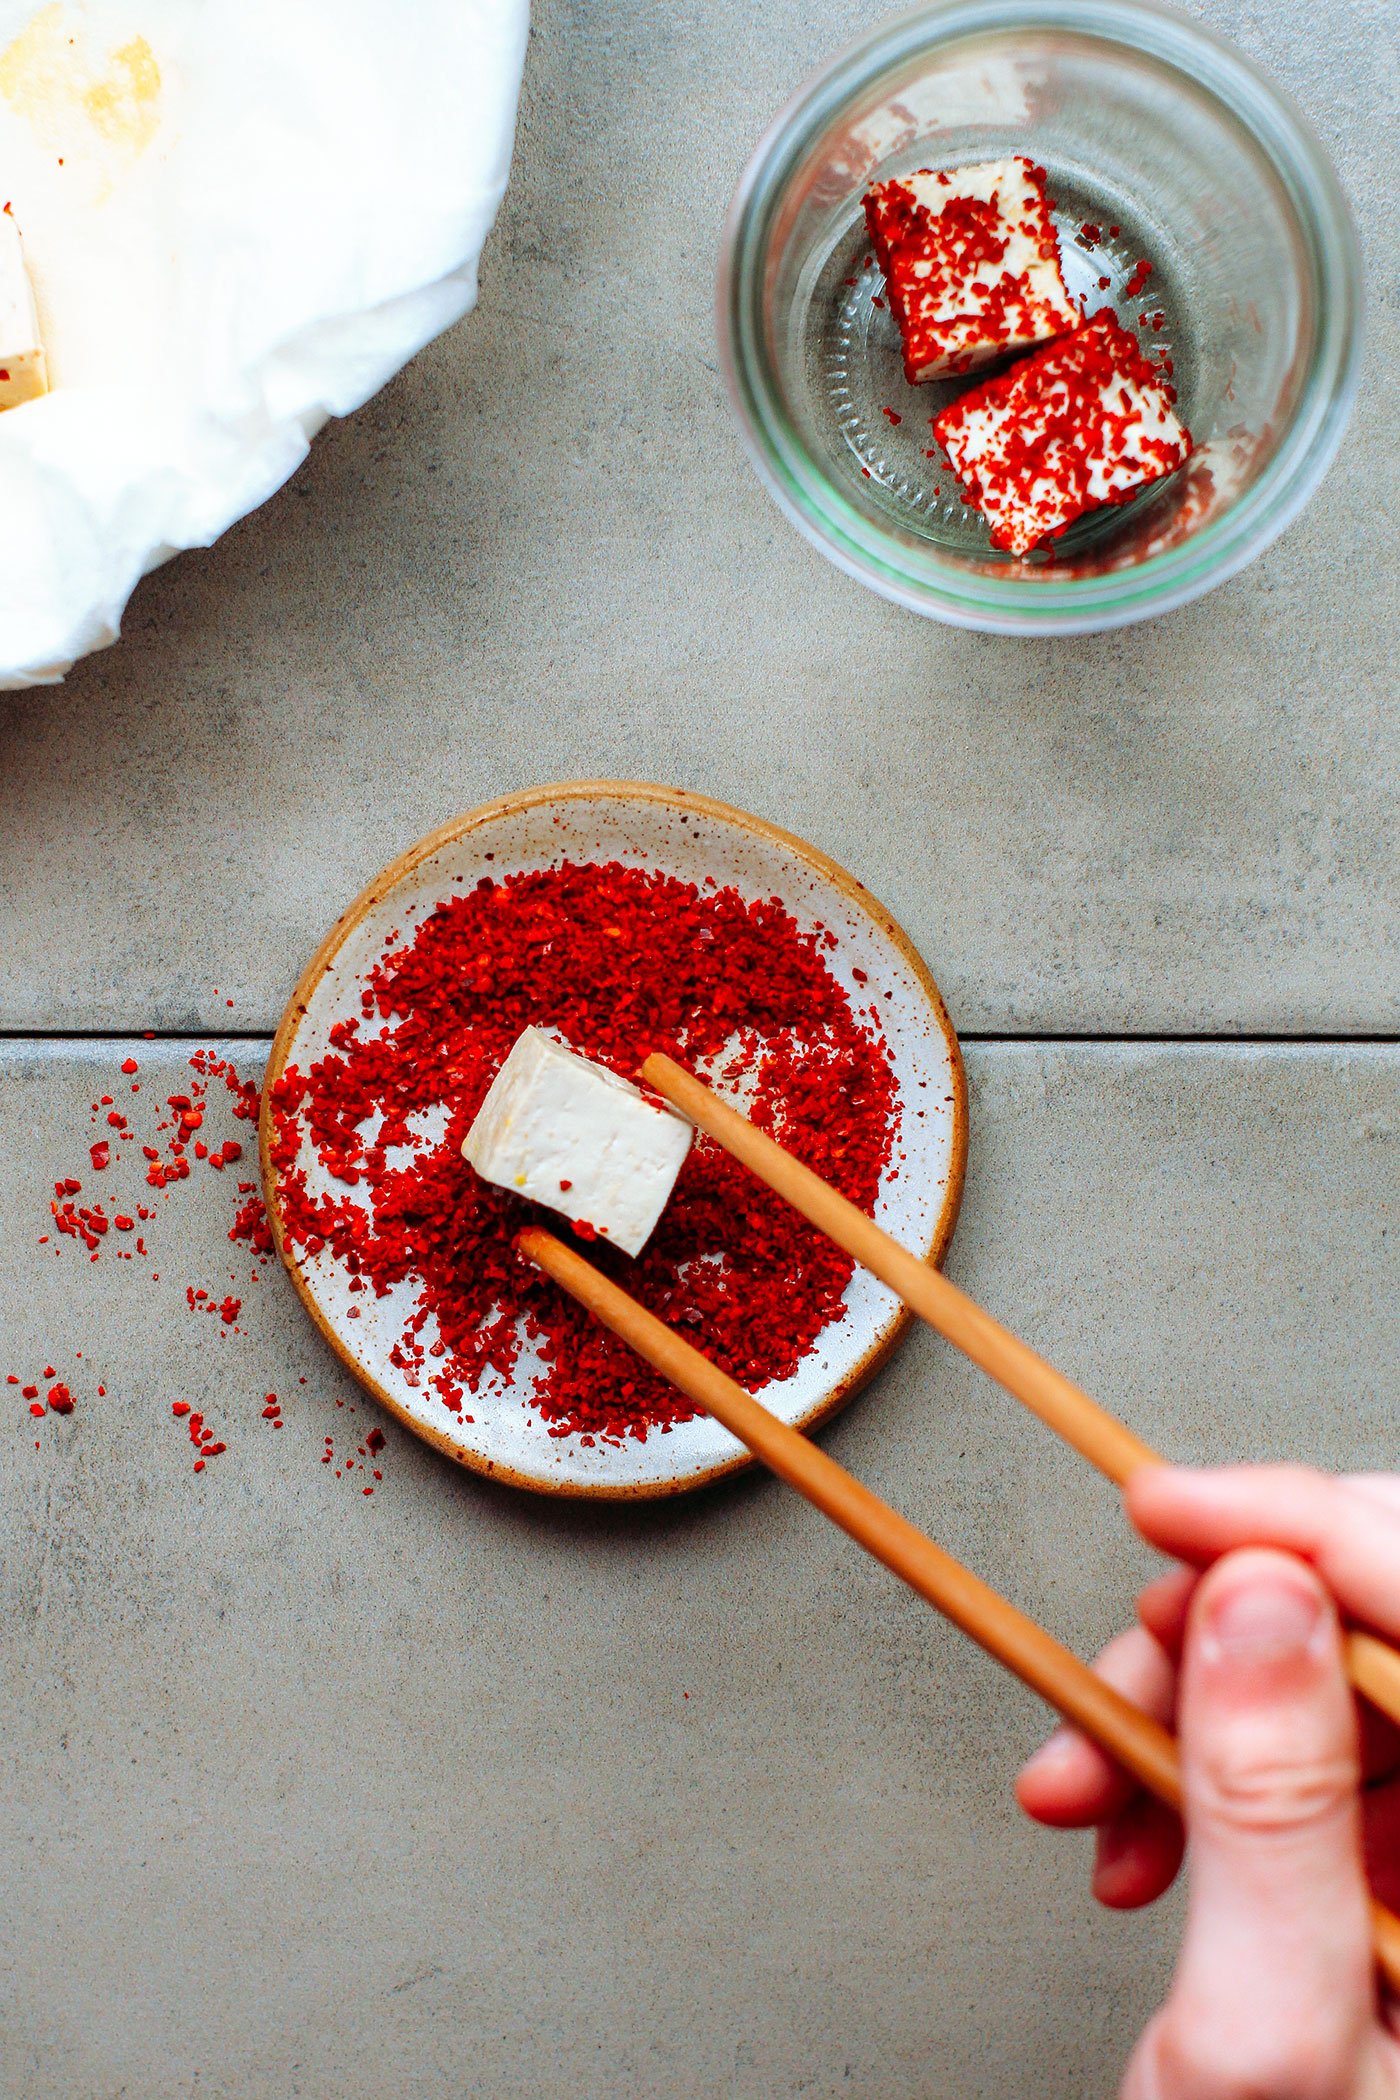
[1194,1747,1358,1836]
[1151,2011,1352,2100]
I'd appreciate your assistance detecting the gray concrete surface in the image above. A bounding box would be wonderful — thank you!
[3,1041,1398,2099]
[0,0,1395,1037]
[2,0,1398,2095]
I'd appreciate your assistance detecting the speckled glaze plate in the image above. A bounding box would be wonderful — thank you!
[260,782,967,1498]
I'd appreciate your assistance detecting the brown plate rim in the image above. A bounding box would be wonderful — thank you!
[258,779,969,1499]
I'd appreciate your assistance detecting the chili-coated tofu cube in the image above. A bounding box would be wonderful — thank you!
[863,156,1079,383]
[933,309,1190,554]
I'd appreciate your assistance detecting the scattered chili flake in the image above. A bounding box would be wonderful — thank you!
[10,1044,391,1505]
[270,860,900,1444]
[231,1193,272,1253]
[880,406,902,425]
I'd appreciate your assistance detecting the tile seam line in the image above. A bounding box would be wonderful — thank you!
[1,1030,1399,1049]
[964,1030,1400,1046]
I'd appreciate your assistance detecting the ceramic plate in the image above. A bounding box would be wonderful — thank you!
[260,782,967,1497]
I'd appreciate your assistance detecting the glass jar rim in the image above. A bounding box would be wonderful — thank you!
[718,0,1363,634]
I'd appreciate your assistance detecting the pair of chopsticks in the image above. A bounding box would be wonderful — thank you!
[518,1050,1400,1989]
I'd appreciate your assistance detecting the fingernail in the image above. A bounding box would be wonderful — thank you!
[1201,1577,1323,1663]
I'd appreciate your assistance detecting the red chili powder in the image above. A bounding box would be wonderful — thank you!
[269,861,900,1445]
[10,1036,354,1487]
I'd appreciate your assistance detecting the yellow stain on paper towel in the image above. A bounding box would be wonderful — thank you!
[0,6,161,161]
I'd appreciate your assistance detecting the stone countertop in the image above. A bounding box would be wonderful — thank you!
[1,3,1396,2096]
[0,0,1394,1040]
[4,1041,1397,2099]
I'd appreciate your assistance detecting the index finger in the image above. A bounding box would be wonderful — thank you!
[1126,1465,1400,1645]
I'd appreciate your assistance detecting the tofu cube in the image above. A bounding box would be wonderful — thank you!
[463,1028,692,1259]
[0,215,47,410]
[933,309,1191,555]
[864,156,1079,383]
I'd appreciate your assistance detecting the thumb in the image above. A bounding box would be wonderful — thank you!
[1132,1548,1374,2099]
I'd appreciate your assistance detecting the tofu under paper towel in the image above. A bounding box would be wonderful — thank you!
[0,215,47,410]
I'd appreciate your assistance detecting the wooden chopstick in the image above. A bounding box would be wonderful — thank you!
[519,1227,1179,1797]
[643,1053,1154,1481]
[517,1224,1400,1994]
[639,1051,1400,1733]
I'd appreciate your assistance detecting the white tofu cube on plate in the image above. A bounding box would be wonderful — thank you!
[462,1028,692,1258]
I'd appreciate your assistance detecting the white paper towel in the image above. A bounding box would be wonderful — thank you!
[0,0,529,687]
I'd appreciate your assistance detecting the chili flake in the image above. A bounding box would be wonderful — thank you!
[270,861,900,1445]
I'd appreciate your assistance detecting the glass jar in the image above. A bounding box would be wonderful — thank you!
[719,0,1362,633]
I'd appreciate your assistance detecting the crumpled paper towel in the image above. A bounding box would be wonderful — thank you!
[0,0,529,687]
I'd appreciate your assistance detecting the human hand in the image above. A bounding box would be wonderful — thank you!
[1017,1466,1400,2098]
